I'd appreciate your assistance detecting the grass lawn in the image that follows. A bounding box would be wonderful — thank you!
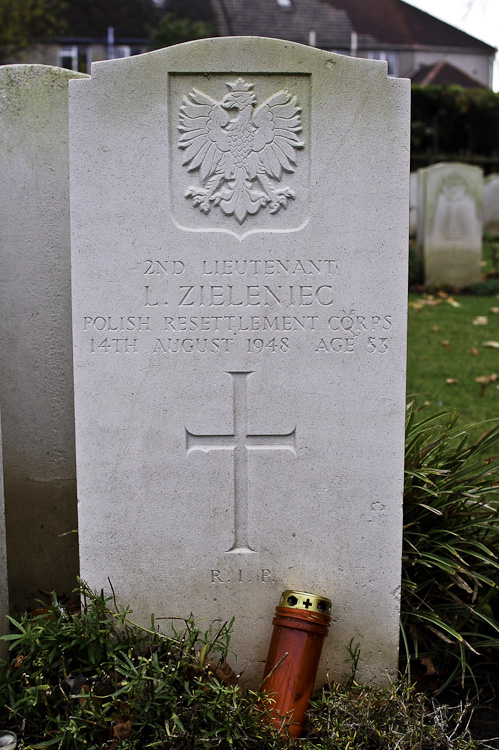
[406,292,499,440]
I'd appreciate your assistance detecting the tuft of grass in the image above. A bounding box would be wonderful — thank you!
[402,404,499,691]
[307,678,477,749]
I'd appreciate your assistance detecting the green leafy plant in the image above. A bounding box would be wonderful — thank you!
[411,84,499,170]
[148,13,214,50]
[0,0,67,62]
[401,405,499,691]
[0,584,278,748]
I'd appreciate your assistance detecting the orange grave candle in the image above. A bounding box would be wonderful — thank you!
[261,590,332,738]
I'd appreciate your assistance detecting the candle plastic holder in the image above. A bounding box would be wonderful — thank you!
[261,589,331,738]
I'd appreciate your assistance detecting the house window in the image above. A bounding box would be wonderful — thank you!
[368,51,399,77]
[58,45,92,73]
[58,45,78,71]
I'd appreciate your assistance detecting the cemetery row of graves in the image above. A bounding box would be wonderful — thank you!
[410,163,499,289]
[0,40,498,747]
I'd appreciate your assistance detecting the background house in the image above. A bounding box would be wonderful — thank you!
[212,0,495,87]
[7,0,218,72]
[4,0,496,89]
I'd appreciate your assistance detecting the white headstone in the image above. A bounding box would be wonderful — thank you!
[0,415,8,662]
[483,173,499,236]
[70,38,410,686]
[418,162,482,288]
[0,65,87,608]
[409,172,418,237]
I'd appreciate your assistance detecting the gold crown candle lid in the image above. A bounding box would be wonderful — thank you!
[279,590,331,616]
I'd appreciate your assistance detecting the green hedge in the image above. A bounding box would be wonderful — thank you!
[411,85,499,171]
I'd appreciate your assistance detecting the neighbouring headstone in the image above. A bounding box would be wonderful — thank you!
[418,162,482,288]
[483,173,499,236]
[0,414,8,661]
[0,65,87,609]
[70,39,410,685]
[409,172,418,237]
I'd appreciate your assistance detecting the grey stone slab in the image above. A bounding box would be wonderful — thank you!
[0,65,87,608]
[0,415,8,662]
[419,162,482,288]
[70,38,410,686]
[483,173,499,236]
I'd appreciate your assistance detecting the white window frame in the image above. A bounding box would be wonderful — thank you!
[113,45,131,59]
[368,51,399,77]
[58,45,78,71]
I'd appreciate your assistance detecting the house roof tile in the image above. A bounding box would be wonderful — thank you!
[410,60,487,88]
[215,0,353,48]
[319,0,495,51]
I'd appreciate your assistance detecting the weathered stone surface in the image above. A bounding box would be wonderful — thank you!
[418,162,482,288]
[0,65,87,608]
[483,173,499,236]
[0,415,8,661]
[70,38,410,686]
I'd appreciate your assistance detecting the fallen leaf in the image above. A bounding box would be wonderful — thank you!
[420,656,439,676]
[113,714,134,740]
[470,347,479,356]
[490,307,499,314]
[483,341,499,349]
[445,378,459,384]
[475,374,498,383]
[430,325,441,332]
[441,340,452,350]
[475,373,498,396]
[472,316,489,326]
[437,291,448,298]
[446,297,461,308]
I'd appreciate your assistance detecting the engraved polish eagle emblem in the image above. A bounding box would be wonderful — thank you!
[178,78,305,224]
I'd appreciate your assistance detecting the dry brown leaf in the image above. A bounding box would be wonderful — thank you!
[475,373,498,396]
[113,714,134,740]
[446,297,461,308]
[490,306,499,314]
[472,316,489,326]
[445,378,459,384]
[475,374,498,384]
[420,656,439,676]
[470,347,479,356]
[430,325,441,332]
[483,341,499,349]
[441,340,452,350]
